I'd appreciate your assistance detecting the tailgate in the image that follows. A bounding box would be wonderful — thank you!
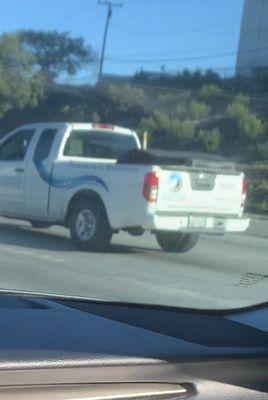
[156,168,244,216]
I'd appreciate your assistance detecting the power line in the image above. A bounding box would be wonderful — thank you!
[110,19,236,36]
[105,45,268,64]
[107,46,237,58]
[98,0,123,81]
[106,51,238,63]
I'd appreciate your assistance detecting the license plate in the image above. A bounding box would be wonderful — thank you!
[189,215,207,228]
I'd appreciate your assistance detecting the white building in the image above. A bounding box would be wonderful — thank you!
[236,0,268,76]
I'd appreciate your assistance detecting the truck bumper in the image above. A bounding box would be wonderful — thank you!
[146,214,250,234]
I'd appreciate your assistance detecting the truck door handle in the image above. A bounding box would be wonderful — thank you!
[14,167,24,173]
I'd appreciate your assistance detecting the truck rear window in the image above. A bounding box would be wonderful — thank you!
[63,130,137,160]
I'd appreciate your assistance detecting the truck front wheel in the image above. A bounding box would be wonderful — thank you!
[69,198,112,251]
[155,231,199,253]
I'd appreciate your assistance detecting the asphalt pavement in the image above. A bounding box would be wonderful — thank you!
[0,217,267,310]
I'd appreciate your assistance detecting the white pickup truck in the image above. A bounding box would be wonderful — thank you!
[0,122,249,252]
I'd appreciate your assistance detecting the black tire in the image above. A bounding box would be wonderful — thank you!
[30,221,52,229]
[155,231,199,253]
[69,197,112,251]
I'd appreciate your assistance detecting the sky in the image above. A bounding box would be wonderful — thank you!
[0,0,245,82]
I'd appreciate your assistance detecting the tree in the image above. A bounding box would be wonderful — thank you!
[192,69,203,88]
[180,69,192,87]
[108,84,146,113]
[139,109,195,146]
[204,69,221,86]
[153,110,170,132]
[197,128,221,152]
[170,119,195,143]
[139,116,157,135]
[188,101,210,120]
[19,30,94,80]
[227,94,264,141]
[255,142,268,160]
[170,103,187,120]
[0,33,43,118]
[198,83,222,103]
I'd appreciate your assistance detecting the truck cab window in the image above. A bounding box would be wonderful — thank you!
[64,130,137,159]
[0,129,35,161]
[34,129,58,163]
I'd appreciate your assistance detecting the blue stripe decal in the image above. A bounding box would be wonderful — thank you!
[36,161,109,192]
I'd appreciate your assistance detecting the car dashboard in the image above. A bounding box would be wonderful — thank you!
[0,295,267,399]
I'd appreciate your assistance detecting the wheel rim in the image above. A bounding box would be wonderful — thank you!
[75,209,97,241]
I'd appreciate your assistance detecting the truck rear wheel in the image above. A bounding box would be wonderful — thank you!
[69,198,112,251]
[155,231,199,253]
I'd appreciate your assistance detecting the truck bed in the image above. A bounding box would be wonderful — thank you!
[117,148,236,172]
[118,148,245,218]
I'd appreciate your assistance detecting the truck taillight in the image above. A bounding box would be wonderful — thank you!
[143,172,159,203]
[241,176,247,208]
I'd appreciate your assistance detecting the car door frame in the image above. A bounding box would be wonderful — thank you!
[0,126,37,217]
[23,125,62,219]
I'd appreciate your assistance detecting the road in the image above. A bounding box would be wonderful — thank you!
[0,217,267,309]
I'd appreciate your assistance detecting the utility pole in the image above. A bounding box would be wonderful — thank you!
[98,0,123,82]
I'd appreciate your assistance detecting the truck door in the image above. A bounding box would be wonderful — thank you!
[0,129,36,215]
[24,128,58,217]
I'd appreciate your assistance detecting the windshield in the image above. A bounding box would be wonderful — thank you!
[0,0,267,310]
